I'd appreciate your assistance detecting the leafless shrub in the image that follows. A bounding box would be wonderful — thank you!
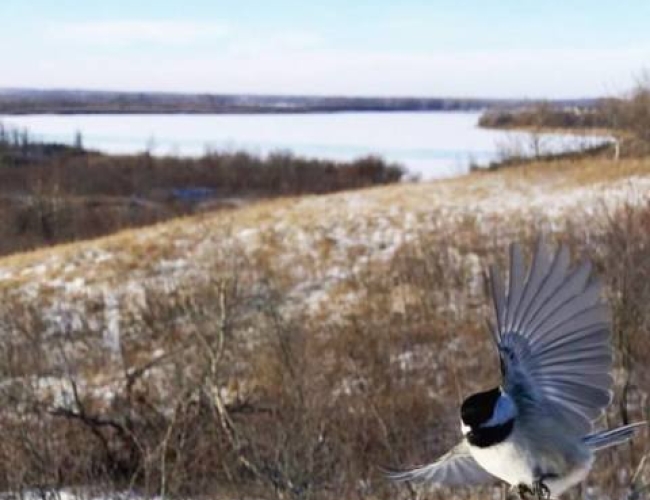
[0,131,406,257]
[0,200,648,499]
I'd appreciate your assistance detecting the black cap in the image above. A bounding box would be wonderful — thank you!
[461,387,501,429]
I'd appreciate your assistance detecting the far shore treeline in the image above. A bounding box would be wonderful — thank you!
[0,88,598,115]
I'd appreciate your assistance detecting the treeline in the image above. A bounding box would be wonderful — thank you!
[480,81,650,142]
[0,88,597,115]
[479,103,612,129]
[0,130,405,256]
[0,140,405,197]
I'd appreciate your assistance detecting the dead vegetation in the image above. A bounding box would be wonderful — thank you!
[0,126,404,257]
[0,151,648,499]
[479,78,650,164]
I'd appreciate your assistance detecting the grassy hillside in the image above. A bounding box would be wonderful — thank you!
[0,131,404,257]
[0,156,648,499]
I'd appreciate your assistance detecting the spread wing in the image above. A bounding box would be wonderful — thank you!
[489,239,613,436]
[385,441,497,486]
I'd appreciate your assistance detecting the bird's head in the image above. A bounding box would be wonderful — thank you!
[460,387,517,436]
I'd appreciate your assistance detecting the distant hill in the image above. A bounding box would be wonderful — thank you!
[0,88,600,114]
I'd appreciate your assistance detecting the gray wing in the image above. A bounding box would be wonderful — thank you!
[386,441,497,486]
[489,238,613,436]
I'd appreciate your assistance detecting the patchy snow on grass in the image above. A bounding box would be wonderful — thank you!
[0,158,648,377]
[0,489,161,500]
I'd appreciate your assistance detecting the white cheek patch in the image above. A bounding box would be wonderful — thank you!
[460,421,471,435]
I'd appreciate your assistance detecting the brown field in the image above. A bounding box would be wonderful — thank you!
[0,153,648,499]
[0,134,404,258]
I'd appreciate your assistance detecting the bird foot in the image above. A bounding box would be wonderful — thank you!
[516,483,535,500]
[532,479,551,500]
[515,480,550,500]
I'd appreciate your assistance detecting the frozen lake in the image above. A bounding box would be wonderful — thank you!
[0,112,609,179]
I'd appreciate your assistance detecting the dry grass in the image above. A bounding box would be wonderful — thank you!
[0,132,405,257]
[0,154,648,499]
[2,154,649,289]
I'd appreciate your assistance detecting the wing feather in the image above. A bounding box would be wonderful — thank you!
[491,239,612,435]
[505,244,526,332]
[525,261,593,342]
[515,245,571,330]
[533,372,613,390]
[531,305,610,349]
[385,442,497,486]
[533,326,609,357]
[528,282,603,345]
[512,238,552,332]
[489,265,507,340]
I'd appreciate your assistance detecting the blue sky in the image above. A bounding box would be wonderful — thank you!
[1,0,648,97]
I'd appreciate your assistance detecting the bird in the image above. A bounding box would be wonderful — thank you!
[387,239,646,499]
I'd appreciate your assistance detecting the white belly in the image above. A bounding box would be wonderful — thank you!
[468,433,593,498]
[470,438,535,486]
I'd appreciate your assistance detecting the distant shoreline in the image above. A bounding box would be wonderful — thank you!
[0,88,599,115]
[0,108,494,116]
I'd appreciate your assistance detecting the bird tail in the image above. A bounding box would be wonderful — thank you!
[583,422,646,451]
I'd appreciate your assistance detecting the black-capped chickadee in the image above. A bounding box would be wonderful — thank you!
[388,240,645,498]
